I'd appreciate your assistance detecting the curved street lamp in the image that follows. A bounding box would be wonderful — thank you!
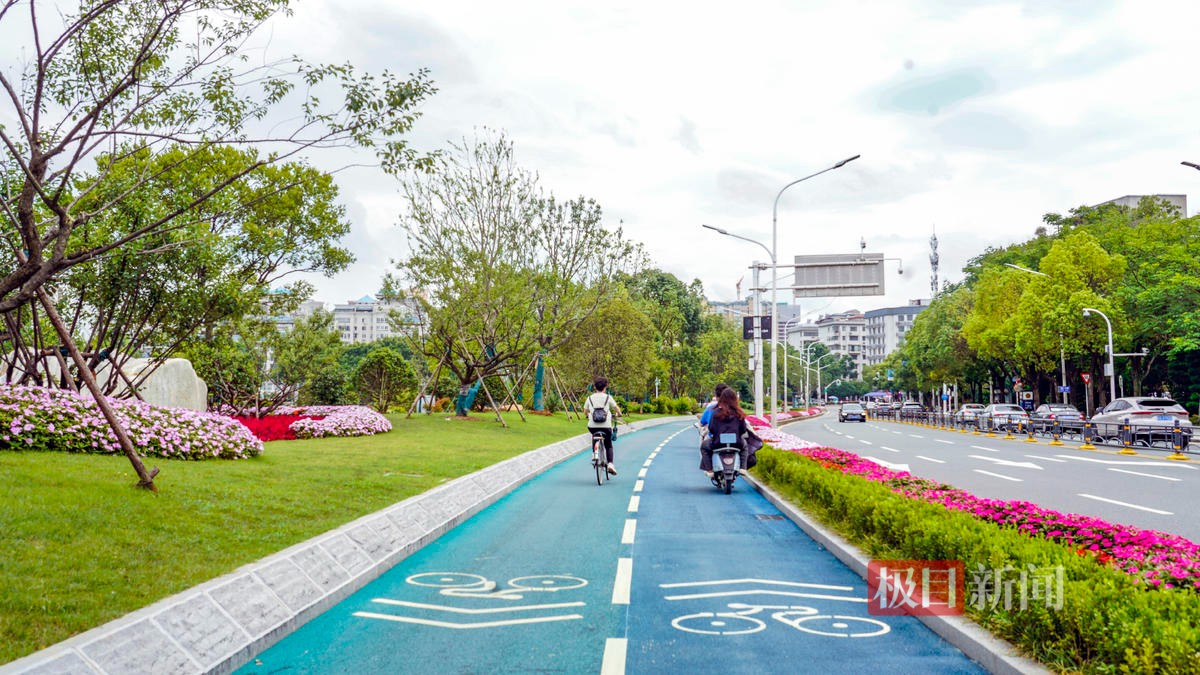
[1182,161,1200,171]
[1082,307,1117,404]
[768,154,860,428]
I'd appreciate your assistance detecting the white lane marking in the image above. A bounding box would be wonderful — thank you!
[844,435,855,440]
[916,455,945,464]
[643,459,652,467]
[601,638,627,675]
[891,431,904,435]
[908,434,925,439]
[934,439,954,445]
[353,611,583,629]
[627,496,639,512]
[1109,468,1181,482]
[860,440,873,446]
[1057,455,1199,469]
[968,455,1042,470]
[1077,493,1173,515]
[660,578,854,591]
[638,468,648,478]
[971,445,1000,453]
[1025,454,1068,463]
[369,598,584,614]
[973,469,1022,482]
[862,456,910,472]
[633,480,645,492]
[879,446,900,453]
[662,589,867,603]
[612,558,633,604]
[621,519,637,544]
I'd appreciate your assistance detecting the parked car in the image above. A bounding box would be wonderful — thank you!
[900,401,924,414]
[977,403,1029,431]
[1029,403,1084,431]
[953,403,986,423]
[1089,397,1193,447]
[839,402,866,423]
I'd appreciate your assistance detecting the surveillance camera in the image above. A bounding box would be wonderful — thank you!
[1142,347,1149,354]
[897,266,904,275]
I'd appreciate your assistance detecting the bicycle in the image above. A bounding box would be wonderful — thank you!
[590,430,609,485]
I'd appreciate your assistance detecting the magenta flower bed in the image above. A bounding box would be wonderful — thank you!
[762,428,1200,590]
[0,383,262,460]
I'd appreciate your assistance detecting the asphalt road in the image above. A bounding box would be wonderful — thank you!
[795,414,1200,542]
[237,420,986,674]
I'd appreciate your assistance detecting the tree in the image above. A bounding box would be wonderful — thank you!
[355,347,418,413]
[0,0,434,489]
[3,146,353,396]
[394,131,639,416]
[554,295,656,396]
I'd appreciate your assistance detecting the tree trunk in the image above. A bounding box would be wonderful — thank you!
[36,289,158,490]
[532,351,546,411]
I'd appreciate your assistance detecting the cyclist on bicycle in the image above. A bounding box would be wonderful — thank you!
[586,377,622,475]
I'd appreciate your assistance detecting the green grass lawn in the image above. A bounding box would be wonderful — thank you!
[0,411,654,664]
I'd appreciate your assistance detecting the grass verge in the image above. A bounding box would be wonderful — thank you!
[0,412,655,663]
[753,447,1200,674]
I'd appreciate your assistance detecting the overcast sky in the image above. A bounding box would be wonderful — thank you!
[87,2,1200,316]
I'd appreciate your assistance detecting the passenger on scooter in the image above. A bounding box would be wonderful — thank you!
[702,388,750,475]
[699,383,728,428]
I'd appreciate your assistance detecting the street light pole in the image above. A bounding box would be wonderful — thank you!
[1182,161,1200,171]
[770,154,860,429]
[1082,307,1117,404]
[814,352,837,404]
[703,224,771,417]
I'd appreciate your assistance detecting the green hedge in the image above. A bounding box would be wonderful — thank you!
[754,448,1200,674]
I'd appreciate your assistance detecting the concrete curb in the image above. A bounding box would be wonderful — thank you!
[1,416,694,675]
[743,473,1052,675]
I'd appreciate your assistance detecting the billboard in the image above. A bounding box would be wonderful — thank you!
[792,253,885,298]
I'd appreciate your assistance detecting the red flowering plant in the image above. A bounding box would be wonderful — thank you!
[755,426,1200,591]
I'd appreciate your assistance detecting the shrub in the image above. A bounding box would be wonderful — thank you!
[0,384,261,459]
[754,446,1200,672]
[285,405,392,438]
[649,396,671,414]
[672,395,697,414]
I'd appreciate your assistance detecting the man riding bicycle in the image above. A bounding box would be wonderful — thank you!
[585,377,622,475]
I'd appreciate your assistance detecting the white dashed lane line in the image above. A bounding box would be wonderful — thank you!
[633,480,644,493]
[1077,493,1172,515]
[880,446,900,453]
[934,439,954,445]
[612,558,632,604]
[916,455,945,464]
[1108,468,1181,482]
[974,469,1022,482]
[601,638,627,675]
[627,496,639,512]
[971,445,1000,453]
[1026,454,1068,463]
[908,434,925,439]
[621,519,637,544]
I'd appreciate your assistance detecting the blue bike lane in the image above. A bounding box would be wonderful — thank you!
[237,421,988,674]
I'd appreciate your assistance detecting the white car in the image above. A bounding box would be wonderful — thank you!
[1089,397,1192,447]
[977,404,1029,431]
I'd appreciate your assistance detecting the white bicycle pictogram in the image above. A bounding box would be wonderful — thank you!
[672,602,889,638]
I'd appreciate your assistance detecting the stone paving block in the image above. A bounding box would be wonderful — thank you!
[382,508,426,543]
[254,559,323,613]
[367,515,408,554]
[15,651,100,675]
[153,593,249,668]
[80,619,196,674]
[345,522,389,562]
[210,574,293,640]
[320,534,373,577]
[290,544,350,593]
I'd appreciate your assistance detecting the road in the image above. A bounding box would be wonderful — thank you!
[794,414,1200,542]
[237,421,987,674]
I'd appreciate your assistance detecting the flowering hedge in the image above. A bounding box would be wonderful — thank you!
[0,384,262,460]
[282,406,392,439]
[759,425,1200,591]
[232,414,325,442]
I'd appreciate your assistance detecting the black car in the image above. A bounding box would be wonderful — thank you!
[839,403,866,423]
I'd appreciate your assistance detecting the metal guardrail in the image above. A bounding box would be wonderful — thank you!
[864,408,1192,455]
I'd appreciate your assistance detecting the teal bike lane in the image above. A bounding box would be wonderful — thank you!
[237,421,988,674]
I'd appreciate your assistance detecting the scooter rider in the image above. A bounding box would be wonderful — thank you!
[585,377,622,475]
[704,388,751,473]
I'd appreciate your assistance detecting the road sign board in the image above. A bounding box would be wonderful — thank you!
[1019,391,1033,400]
[792,253,885,298]
[1056,385,1071,393]
[886,368,895,381]
[741,315,773,340]
[1081,373,1091,384]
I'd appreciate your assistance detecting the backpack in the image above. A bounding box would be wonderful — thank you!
[591,394,611,424]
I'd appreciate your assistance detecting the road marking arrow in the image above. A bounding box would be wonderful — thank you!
[968,455,1042,470]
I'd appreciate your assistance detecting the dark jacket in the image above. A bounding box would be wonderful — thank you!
[708,413,748,448]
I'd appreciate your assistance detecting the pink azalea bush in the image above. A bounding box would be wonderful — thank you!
[283,405,392,439]
[763,428,1200,590]
[0,383,261,459]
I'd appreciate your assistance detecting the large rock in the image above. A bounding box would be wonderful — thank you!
[99,357,208,411]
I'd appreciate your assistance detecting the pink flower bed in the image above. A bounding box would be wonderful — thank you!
[759,426,1200,590]
[282,405,392,439]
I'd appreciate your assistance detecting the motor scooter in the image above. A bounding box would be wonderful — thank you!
[711,432,742,495]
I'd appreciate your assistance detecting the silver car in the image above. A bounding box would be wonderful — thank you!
[977,403,1029,431]
[1089,397,1192,447]
[953,403,985,423]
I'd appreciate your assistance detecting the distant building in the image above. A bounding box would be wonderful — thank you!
[1096,194,1187,216]
[272,298,327,332]
[815,310,867,378]
[331,295,422,344]
[864,299,930,366]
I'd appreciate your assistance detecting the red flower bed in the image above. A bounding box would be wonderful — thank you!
[232,415,325,442]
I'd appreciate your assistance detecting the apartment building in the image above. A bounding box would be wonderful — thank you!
[864,299,929,366]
